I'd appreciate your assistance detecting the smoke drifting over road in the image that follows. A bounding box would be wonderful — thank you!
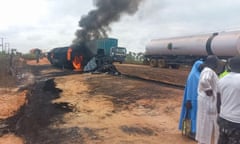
[73,0,143,44]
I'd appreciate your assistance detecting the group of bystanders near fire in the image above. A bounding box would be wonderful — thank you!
[179,55,240,144]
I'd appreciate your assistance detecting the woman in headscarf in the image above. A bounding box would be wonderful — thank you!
[179,59,203,139]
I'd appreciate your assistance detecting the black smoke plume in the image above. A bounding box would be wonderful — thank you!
[73,0,143,44]
[70,0,143,67]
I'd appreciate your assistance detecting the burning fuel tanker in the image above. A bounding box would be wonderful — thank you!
[47,44,93,70]
[47,38,126,71]
[145,30,240,68]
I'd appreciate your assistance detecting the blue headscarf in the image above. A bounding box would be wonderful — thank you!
[179,60,203,133]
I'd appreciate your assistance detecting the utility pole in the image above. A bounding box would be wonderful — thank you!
[1,37,3,52]
[5,42,10,53]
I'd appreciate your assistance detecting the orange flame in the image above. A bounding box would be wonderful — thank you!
[67,48,72,61]
[72,55,83,71]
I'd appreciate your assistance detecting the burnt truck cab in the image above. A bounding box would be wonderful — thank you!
[110,47,127,63]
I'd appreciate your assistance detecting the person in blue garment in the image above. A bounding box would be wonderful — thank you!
[179,60,203,139]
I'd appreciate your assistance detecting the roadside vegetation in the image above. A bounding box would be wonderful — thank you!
[124,51,145,64]
[21,53,36,61]
[0,52,17,88]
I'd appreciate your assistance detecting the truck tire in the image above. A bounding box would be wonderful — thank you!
[150,59,158,67]
[143,58,150,65]
[158,59,166,68]
[169,64,180,69]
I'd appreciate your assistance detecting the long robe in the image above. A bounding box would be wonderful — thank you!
[179,60,203,133]
[196,67,219,144]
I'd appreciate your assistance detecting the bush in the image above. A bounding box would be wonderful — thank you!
[124,51,144,65]
[21,53,36,60]
[0,53,16,88]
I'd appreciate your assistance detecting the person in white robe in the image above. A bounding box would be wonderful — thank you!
[196,55,220,144]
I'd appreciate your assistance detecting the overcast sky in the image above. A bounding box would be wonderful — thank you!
[1,0,240,53]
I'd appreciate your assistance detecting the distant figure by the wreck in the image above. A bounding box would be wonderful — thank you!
[30,48,42,63]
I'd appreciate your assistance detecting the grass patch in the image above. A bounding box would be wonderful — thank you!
[21,53,36,60]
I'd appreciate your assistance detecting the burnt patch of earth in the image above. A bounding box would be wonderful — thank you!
[86,75,176,112]
[120,125,155,136]
[11,77,76,143]
[0,59,196,144]
[53,102,74,112]
[43,78,63,93]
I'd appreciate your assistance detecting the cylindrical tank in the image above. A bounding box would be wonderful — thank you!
[211,31,240,56]
[145,33,212,56]
[48,44,94,70]
[49,47,73,68]
[145,31,240,57]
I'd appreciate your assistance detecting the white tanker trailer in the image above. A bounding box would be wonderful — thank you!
[145,31,240,68]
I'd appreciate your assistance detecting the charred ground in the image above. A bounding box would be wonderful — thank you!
[0,58,196,144]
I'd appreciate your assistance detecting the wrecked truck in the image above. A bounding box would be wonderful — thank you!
[47,38,126,72]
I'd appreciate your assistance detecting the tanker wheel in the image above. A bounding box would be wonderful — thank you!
[169,64,180,69]
[150,59,158,67]
[143,59,149,65]
[158,59,166,68]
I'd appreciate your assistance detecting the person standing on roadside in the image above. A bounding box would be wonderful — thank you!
[196,55,220,144]
[217,56,240,144]
[35,49,41,63]
[179,60,203,139]
[219,59,230,78]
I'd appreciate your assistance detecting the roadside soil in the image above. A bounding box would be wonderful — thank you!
[0,58,196,144]
[114,63,189,86]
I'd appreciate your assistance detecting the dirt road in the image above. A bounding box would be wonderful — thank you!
[1,59,196,144]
